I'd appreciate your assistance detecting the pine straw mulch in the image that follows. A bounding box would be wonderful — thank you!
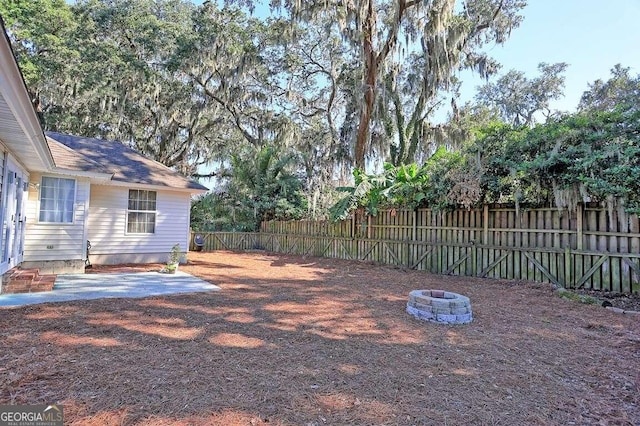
[1,251,639,425]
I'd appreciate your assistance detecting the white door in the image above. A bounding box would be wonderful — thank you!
[14,171,26,264]
[1,157,27,270]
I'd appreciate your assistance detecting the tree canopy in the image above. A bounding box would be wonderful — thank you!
[1,0,528,173]
[331,105,640,221]
[475,62,568,126]
[252,0,527,169]
[579,64,640,113]
[2,0,638,228]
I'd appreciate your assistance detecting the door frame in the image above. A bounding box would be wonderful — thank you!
[0,153,28,274]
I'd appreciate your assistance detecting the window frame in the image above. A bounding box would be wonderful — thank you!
[125,189,157,235]
[38,176,77,225]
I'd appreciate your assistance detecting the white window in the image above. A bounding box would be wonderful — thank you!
[39,177,75,223]
[127,189,156,234]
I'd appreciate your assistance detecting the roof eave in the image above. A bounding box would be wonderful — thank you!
[0,21,55,172]
[50,167,114,181]
[102,178,209,194]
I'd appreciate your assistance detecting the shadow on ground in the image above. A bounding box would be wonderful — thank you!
[1,251,638,425]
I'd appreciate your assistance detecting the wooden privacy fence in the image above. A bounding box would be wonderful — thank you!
[190,205,640,293]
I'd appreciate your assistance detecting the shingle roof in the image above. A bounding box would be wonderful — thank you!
[46,136,113,175]
[46,132,209,192]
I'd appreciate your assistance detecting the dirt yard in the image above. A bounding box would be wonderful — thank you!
[1,251,639,425]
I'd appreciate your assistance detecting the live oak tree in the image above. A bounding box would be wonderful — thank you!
[2,0,343,220]
[1,0,221,175]
[170,3,289,171]
[379,0,526,166]
[578,64,640,113]
[71,0,217,175]
[275,21,354,215]
[0,0,79,120]
[475,62,568,126]
[233,0,527,170]
[3,0,275,176]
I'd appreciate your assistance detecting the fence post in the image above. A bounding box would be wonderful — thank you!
[576,203,583,251]
[412,210,417,241]
[483,205,489,245]
[351,214,355,239]
[472,243,478,277]
[564,247,572,288]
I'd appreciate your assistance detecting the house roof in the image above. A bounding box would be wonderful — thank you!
[46,136,112,176]
[46,132,209,192]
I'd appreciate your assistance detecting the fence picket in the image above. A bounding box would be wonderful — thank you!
[192,204,640,293]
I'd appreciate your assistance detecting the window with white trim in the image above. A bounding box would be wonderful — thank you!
[127,189,156,234]
[39,177,75,223]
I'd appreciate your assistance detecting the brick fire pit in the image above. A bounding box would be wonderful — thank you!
[407,289,473,324]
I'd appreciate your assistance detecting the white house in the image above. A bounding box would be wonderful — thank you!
[0,18,208,277]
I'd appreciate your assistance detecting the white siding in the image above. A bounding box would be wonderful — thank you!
[0,148,5,264]
[87,185,191,259]
[24,172,89,261]
[0,147,5,202]
[0,147,6,275]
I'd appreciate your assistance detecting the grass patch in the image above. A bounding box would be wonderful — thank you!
[555,288,601,305]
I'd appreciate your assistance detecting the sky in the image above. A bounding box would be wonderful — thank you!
[455,0,640,113]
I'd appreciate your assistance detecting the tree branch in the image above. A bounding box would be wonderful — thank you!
[191,171,219,179]
[376,0,420,68]
[475,0,504,32]
[191,73,259,145]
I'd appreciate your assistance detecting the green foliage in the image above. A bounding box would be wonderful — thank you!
[478,108,640,213]
[0,0,316,177]
[466,122,530,204]
[168,243,181,265]
[330,147,465,220]
[329,168,392,221]
[1,0,355,216]
[246,0,526,169]
[579,64,640,113]
[384,163,429,209]
[0,0,78,88]
[556,288,601,305]
[476,62,568,126]
[191,146,308,231]
[190,192,256,232]
[418,146,466,210]
[330,106,640,218]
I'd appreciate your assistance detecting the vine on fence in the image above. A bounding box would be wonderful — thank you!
[331,108,640,222]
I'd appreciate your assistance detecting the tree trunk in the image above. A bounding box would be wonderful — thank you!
[354,0,376,171]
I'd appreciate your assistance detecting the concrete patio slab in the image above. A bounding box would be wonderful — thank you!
[0,271,220,308]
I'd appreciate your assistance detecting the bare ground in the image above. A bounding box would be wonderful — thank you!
[1,251,639,425]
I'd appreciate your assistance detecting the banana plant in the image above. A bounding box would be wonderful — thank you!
[329,168,393,221]
[382,162,429,210]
